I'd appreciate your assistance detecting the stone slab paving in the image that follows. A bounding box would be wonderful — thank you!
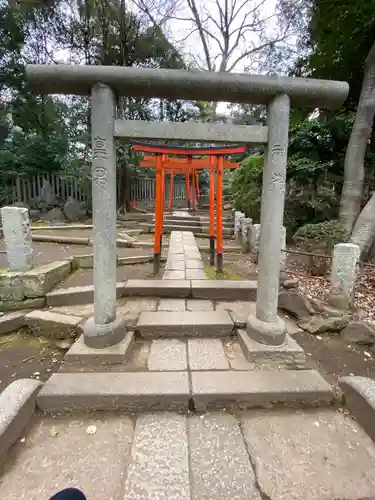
[189,413,261,500]
[162,231,207,280]
[188,338,229,370]
[2,409,375,500]
[0,413,134,500]
[123,413,190,500]
[158,298,187,311]
[186,299,214,311]
[240,408,375,500]
[148,339,187,371]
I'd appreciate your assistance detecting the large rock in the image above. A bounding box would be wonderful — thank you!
[29,209,42,221]
[310,297,346,317]
[278,290,313,319]
[298,314,349,334]
[341,321,375,345]
[63,197,86,221]
[39,180,57,205]
[42,207,66,222]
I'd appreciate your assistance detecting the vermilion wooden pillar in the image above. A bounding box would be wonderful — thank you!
[186,172,190,211]
[216,155,224,274]
[209,157,216,266]
[196,171,200,201]
[153,153,162,273]
[191,168,196,213]
[168,169,174,213]
[160,155,166,252]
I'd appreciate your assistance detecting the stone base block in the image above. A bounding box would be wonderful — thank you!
[137,311,234,338]
[0,379,43,465]
[246,314,286,346]
[37,372,190,412]
[191,370,334,411]
[24,310,82,339]
[23,261,72,298]
[82,314,127,349]
[65,332,134,364]
[238,330,306,369]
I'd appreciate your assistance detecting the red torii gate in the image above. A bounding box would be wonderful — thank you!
[131,141,246,273]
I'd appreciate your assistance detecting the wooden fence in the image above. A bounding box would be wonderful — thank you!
[0,172,204,206]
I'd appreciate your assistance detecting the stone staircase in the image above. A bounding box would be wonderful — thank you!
[2,229,375,499]
[35,229,332,414]
[141,211,234,236]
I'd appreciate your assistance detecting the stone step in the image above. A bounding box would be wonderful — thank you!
[37,372,190,413]
[137,310,234,338]
[36,369,334,414]
[191,369,334,411]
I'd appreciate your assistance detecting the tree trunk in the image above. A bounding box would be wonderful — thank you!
[339,40,375,233]
[349,192,375,256]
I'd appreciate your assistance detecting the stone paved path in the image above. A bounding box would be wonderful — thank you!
[163,231,206,280]
[1,409,375,500]
[2,225,375,499]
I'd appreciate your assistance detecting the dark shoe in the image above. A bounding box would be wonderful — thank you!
[49,488,86,500]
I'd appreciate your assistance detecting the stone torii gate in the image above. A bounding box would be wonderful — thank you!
[25,64,348,349]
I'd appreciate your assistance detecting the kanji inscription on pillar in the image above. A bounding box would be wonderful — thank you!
[93,136,108,190]
[271,172,286,193]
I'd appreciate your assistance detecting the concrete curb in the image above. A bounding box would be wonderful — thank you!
[31,224,93,231]
[31,234,141,249]
[0,379,43,465]
[32,234,92,245]
[339,376,375,441]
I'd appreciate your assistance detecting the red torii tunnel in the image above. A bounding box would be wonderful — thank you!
[131,141,247,273]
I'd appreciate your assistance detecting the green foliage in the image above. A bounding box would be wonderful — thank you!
[231,155,263,220]
[307,0,375,110]
[293,220,349,275]
[230,115,367,235]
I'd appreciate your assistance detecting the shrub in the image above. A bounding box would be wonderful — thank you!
[293,220,349,275]
[231,155,263,221]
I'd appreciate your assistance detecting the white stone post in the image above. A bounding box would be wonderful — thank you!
[235,212,244,245]
[82,83,126,349]
[328,243,360,309]
[0,207,32,272]
[241,218,252,252]
[246,94,290,346]
[233,210,239,233]
[249,223,261,262]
